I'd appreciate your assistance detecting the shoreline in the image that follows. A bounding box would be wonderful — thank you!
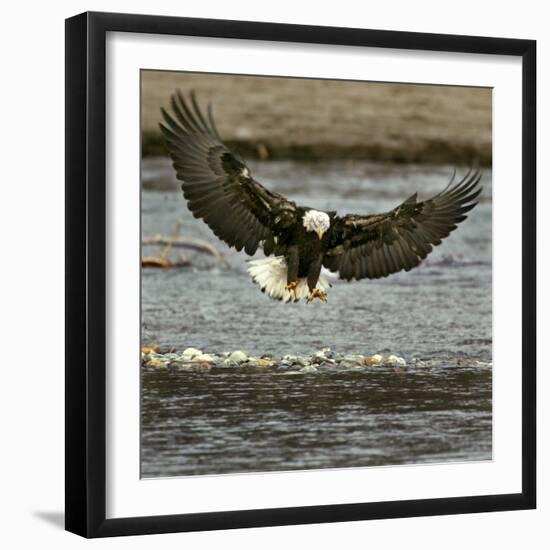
[142,133,492,166]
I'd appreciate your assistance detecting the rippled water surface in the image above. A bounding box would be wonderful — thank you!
[141,159,492,477]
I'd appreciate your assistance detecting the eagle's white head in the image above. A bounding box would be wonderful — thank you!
[302,210,330,240]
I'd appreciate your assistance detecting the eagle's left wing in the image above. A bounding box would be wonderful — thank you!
[323,169,482,281]
[159,91,299,256]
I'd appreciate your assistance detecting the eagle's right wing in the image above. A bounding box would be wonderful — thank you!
[323,169,482,280]
[160,91,298,256]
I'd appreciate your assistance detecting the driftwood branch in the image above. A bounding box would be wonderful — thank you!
[142,256,190,269]
[143,234,227,266]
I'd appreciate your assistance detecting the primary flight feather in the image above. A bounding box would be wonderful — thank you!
[160,91,482,303]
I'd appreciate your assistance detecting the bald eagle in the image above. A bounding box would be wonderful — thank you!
[160,91,482,303]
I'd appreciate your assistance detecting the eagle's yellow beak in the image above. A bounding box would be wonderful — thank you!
[316,229,324,240]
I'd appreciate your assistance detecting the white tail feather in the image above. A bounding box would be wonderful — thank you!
[247,256,331,302]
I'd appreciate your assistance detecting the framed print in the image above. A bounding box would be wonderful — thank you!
[65,11,536,538]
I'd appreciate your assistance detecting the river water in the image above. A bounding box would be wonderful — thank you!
[141,159,492,478]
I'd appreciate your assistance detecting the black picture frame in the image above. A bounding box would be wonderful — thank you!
[65,11,536,538]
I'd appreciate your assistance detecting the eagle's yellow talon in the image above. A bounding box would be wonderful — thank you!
[307,288,327,302]
[286,281,299,298]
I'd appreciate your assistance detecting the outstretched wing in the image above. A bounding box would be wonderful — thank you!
[323,169,483,281]
[159,91,298,256]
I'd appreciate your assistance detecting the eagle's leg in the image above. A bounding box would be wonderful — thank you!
[285,246,300,297]
[306,257,326,302]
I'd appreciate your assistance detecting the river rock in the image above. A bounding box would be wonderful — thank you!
[300,365,318,373]
[386,355,406,367]
[145,357,167,368]
[343,354,365,363]
[145,350,164,359]
[313,355,335,365]
[228,350,248,364]
[193,353,216,363]
[313,348,331,361]
[141,344,160,355]
[316,361,337,370]
[182,347,202,359]
[256,358,274,368]
[365,354,383,366]
[167,360,186,370]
